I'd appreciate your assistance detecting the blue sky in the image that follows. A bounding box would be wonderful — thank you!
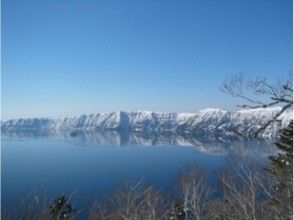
[2,0,292,119]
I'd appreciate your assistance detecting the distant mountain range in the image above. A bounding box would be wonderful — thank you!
[1,107,292,139]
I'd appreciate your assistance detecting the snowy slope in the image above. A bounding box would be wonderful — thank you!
[1,108,292,138]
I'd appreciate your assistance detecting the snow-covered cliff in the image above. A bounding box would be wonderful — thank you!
[1,107,292,138]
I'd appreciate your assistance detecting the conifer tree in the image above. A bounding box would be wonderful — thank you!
[269,120,293,220]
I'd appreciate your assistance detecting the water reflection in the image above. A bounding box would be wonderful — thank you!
[2,130,277,157]
[2,130,277,218]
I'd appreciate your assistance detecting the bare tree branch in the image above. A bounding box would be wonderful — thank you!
[221,73,293,137]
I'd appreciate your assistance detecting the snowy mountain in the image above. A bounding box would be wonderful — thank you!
[1,107,292,139]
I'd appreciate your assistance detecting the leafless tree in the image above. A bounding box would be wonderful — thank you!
[2,180,53,220]
[219,158,276,220]
[113,178,147,220]
[90,178,167,220]
[88,202,113,220]
[221,73,293,137]
[177,163,214,220]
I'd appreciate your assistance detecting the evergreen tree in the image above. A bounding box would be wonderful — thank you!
[269,120,293,220]
[49,195,76,219]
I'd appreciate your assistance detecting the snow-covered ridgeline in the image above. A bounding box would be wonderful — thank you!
[1,108,292,138]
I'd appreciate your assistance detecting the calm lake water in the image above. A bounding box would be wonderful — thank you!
[1,131,277,215]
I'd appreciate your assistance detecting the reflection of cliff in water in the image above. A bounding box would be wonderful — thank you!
[1,130,277,157]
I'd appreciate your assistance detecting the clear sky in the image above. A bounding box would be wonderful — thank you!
[2,0,292,119]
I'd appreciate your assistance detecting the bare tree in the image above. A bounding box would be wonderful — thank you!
[91,178,167,220]
[177,163,214,220]
[88,202,113,220]
[219,158,275,220]
[221,73,293,137]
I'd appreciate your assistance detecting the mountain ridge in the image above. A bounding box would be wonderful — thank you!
[1,107,292,139]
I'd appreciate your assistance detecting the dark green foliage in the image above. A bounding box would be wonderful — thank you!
[269,120,293,219]
[168,202,186,220]
[49,196,76,219]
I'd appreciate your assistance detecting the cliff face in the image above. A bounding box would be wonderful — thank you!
[1,108,292,139]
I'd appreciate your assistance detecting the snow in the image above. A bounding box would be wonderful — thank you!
[1,108,292,139]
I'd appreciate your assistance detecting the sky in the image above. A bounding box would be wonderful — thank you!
[2,0,292,119]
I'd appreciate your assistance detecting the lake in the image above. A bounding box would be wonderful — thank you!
[1,130,277,217]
